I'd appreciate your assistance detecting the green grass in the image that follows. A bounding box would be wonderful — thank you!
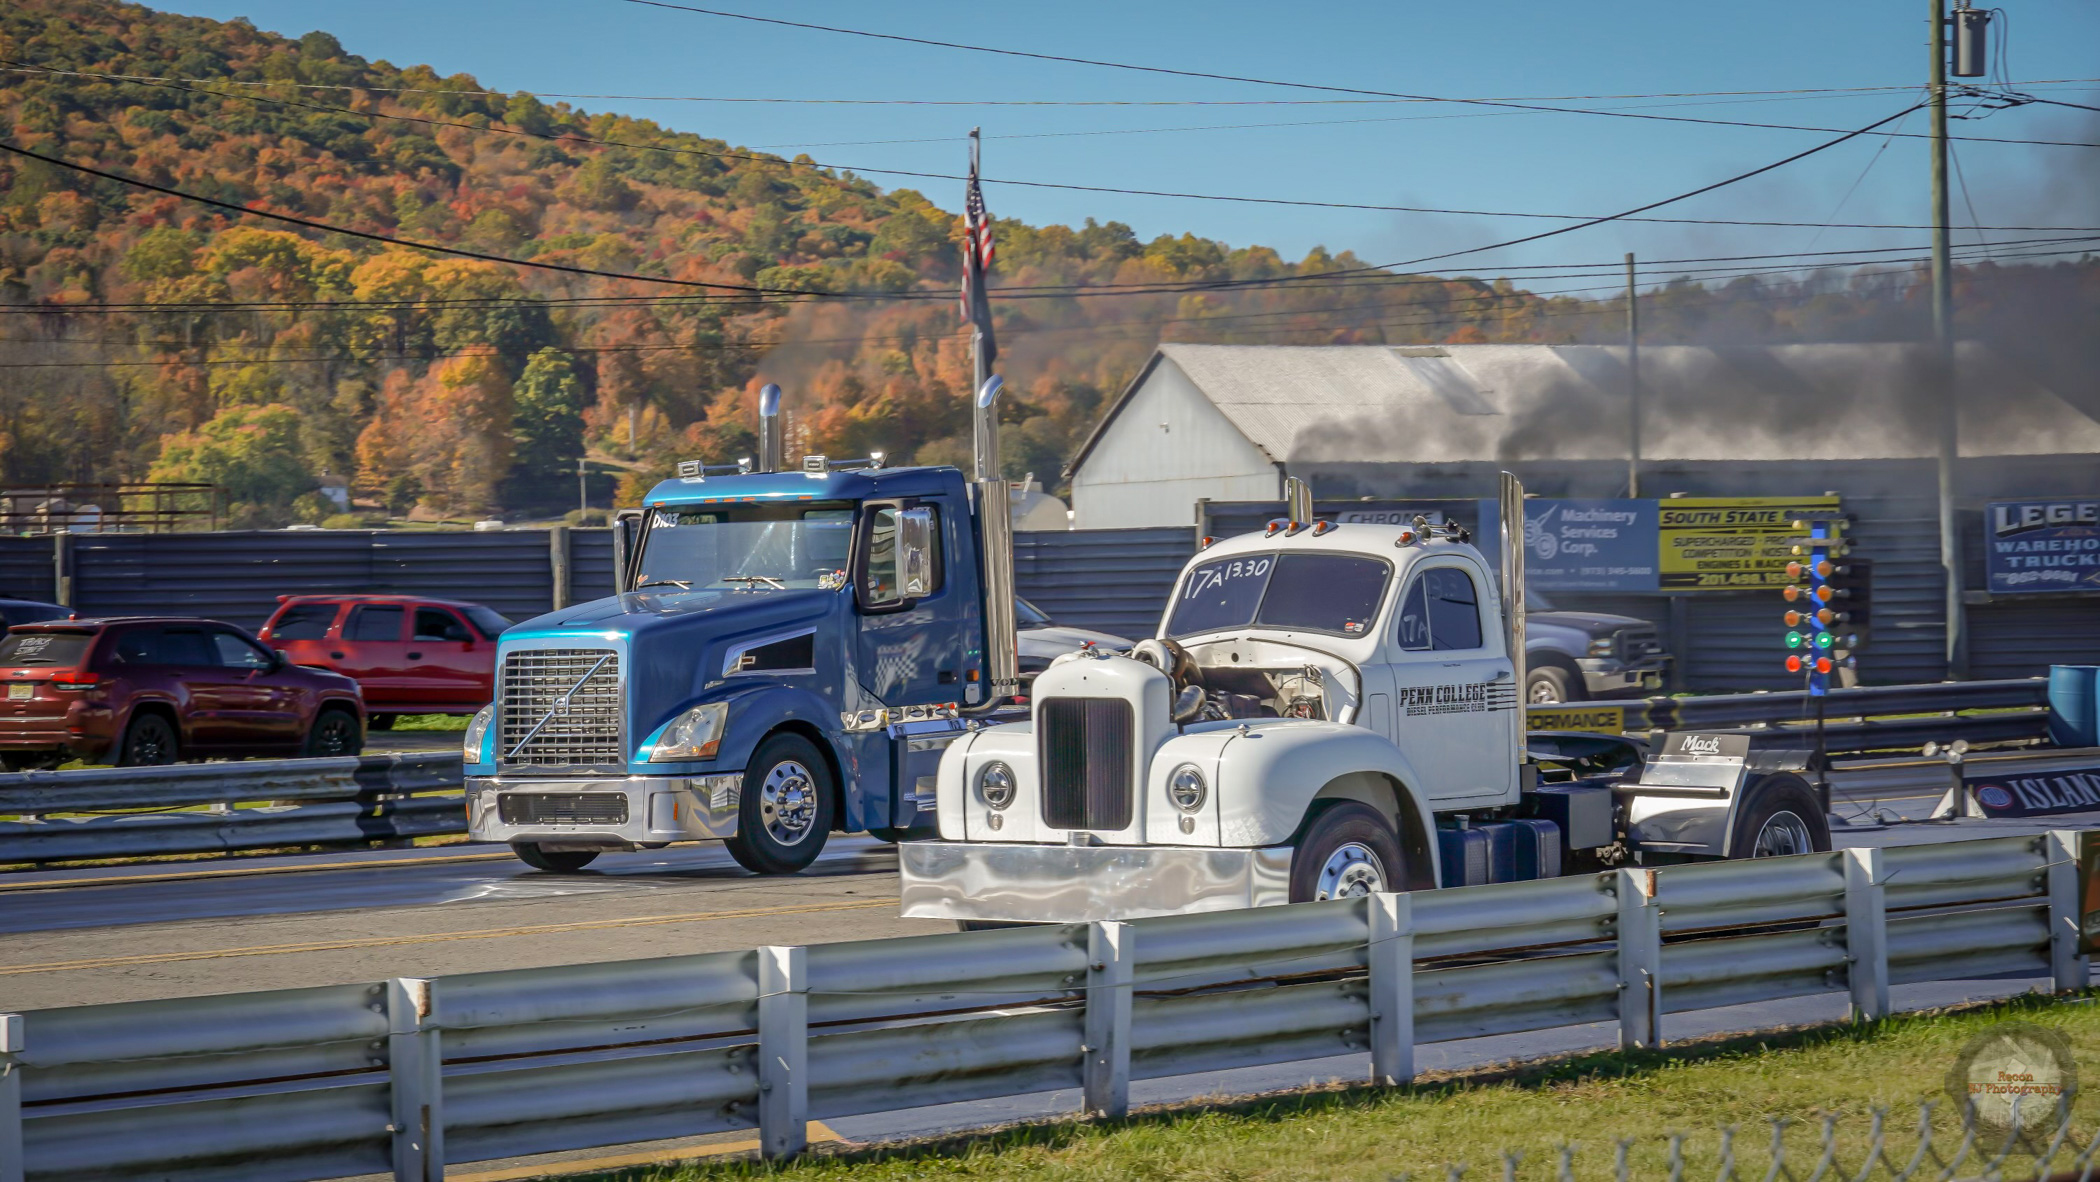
[595,993,2100,1182]
[388,714,471,731]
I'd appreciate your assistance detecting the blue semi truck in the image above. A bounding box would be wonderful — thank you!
[461,386,1022,874]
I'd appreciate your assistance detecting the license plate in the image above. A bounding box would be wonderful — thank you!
[7,684,29,700]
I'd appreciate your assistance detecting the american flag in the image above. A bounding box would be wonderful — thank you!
[961,129,997,367]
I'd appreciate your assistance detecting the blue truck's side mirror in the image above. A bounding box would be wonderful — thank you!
[898,507,935,598]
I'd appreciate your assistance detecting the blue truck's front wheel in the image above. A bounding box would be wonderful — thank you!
[725,733,837,874]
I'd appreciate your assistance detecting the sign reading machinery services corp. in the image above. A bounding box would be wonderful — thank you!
[1521,499,1659,592]
[1657,496,1843,591]
[1985,500,2100,595]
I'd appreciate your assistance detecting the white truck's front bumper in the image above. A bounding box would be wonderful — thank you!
[466,773,742,850]
[898,840,1293,923]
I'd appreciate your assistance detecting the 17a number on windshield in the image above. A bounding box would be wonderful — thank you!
[1186,557,1271,598]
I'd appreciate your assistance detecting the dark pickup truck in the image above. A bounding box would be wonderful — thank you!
[1523,589,1672,704]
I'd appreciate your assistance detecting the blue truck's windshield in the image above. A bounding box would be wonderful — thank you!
[1167,552,1392,639]
[635,505,855,591]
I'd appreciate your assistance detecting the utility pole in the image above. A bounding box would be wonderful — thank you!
[576,455,587,516]
[1930,0,1968,678]
[1625,252,1641,499]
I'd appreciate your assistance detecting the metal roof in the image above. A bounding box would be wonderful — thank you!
[1064,342,2100,475]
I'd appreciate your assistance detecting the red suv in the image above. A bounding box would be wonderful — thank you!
[259,596,510,725]
[0,618,365,768]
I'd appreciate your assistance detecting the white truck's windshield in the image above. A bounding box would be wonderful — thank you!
[1167,552,1392,639]
[634,505,855,591]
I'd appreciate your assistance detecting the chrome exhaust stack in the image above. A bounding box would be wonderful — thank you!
[973,375,1019,701]
[758,383,784,473]
[1499,471,1527,707]
[1284,475,1313,533]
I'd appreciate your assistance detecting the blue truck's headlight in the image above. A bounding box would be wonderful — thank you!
[651,702,730,762]
[462,705,493,764]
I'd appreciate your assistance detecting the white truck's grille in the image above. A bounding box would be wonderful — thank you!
[498,648,624,768]
[1038,698,1134,831]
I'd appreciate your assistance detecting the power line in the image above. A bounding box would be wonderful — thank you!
[607,1,2099,148]
[11,241,2091,369]
[15,63,2099,246]
[0,140,911,301]
[5,233,2090,321]
[14,63,2093,105]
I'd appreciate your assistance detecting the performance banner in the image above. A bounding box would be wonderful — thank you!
[1984,500,2100,595]
[1657,496,1843,591]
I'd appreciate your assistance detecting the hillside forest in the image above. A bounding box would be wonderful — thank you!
[2,0,2097,526]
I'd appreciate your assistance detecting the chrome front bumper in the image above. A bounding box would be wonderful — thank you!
[1577,658,1666,695]
[898,840,1293,924]
[466,773,742,850]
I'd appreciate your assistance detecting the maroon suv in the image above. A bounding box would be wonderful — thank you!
[0,617,366,768]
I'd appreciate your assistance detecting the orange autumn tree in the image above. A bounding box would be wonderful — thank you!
[354,349,514,517]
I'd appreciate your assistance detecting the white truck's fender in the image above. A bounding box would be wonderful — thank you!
[1201,719,1441,888]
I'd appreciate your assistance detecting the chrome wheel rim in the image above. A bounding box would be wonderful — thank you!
[1315,841,1386,900]
[760,760,818,846]
[1528,678,1562,704]
[1752,809,1814,858]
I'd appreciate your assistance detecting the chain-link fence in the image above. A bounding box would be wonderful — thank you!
[1423,1100,2095,1182]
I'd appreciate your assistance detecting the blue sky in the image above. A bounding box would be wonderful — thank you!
[161,1,2100,284]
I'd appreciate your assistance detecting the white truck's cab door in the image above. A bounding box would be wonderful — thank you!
[1381,555,1518,807]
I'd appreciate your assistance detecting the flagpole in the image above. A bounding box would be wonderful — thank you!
[968,127,995,483]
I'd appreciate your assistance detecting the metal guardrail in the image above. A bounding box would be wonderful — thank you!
[2,830,2085,1181]
[0,753,464,864]
[1528,677,2054,754]
[0,676,2065,865]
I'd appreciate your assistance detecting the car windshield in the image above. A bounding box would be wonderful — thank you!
[1166,552,1392,639]
[1526,588,1558,612]
[465,606,512,639]
[634,504,856,591]
[1015,597,1052,628]
[0,631,92,667]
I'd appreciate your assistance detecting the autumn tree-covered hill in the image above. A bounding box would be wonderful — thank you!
[1,0,2094,525]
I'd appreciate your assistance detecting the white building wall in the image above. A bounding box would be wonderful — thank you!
[1070,358,1279,529]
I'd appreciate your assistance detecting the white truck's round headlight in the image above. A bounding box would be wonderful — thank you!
[1167,763,1207,812]
[977,761,1017,810]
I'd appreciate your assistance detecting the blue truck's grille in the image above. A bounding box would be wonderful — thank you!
[498,648,624,768]
[1038,698,1134,831]
[1617,626,1664,665]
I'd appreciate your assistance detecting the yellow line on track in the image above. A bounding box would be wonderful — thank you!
[0,898,899,976]
[0,849,513,893]
[449,1123,845,1181]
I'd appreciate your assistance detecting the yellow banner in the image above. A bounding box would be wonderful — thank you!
[1525,704,1628,734]
[1657,496,1842,590]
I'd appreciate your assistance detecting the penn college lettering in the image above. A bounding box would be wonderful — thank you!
[1400,681,1491,717]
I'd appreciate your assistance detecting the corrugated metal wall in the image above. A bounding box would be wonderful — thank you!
[13,488,2087,691]
[1013,527,1195,641]
[59,530,603,628]
[570,529,619,603]
[0,537,57,603]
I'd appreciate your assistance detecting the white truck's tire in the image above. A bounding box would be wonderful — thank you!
[1289,803,1404,903]
[1729,772,1832,857]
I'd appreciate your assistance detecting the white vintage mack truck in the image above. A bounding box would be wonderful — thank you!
[898,475,1832,925]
